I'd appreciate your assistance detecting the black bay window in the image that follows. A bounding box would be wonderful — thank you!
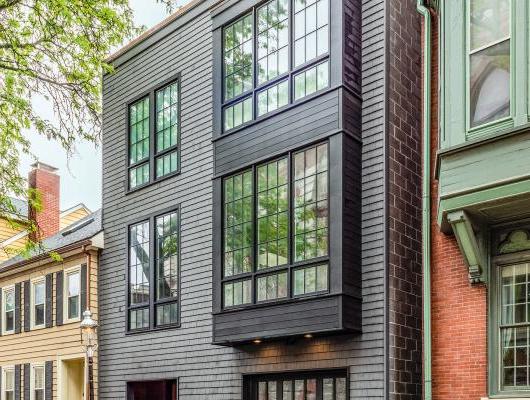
[222,141,329,309]
[222,0,330,132]
[128,208,180,331]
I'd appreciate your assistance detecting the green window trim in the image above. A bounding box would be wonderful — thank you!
[221,142,330,310]
[221,0,331,133]
[127,77,181,190]
[441,0,530,149]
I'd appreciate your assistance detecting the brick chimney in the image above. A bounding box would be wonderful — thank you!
[28,162,60,240]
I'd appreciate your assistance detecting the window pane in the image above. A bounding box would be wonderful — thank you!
[470,39,510,128]
[323,378,333,400]
[35,304,45,326]
[34,366,44,389]
[294,60,329,100]
[336,378,346,400]
[68,296,79,320]
[470,0,510,51]
[156,302,178,326]
[129,307,149,330]
[306,379,316,400]
[224,171,253,277]
[129,97,150,165]
[130,162,149,189]
[223,279,252,307]
[224,15,253,101]
[224,97,253,131]
[283,381,293,400]
[5,288,14,311]
[257,0,290,84]
[294,0,329,67]
[257,158,288,269]
[156,150,179,178]
[293,264,328,296]
[257,80,289,117]
[129,221,150,306]
[34,282,45,305]
[294,143,329,261]
[156,212,179,301]
[257,272,287,302]
[5,369,14,390]
[155,82,179,155]
[6,310,14,331]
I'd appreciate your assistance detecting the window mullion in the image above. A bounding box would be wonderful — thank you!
[149,91,156,184]
[252,164,257,304]
[149,215,156,329]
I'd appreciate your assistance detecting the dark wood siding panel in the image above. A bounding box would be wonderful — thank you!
[45,361,52,400]
[55,271,63,326]
[14,364,20,400]
[23,281,30,332]
[23,364,29,400]
[14,283,21,334]
[45,274,53,328]
[343,0,362,95]
[214,91,340,176]
[80,264,87,314]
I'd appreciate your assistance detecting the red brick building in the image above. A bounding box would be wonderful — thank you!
[421,1,530,399]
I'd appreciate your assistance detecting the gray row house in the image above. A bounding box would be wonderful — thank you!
[100,0,423,398]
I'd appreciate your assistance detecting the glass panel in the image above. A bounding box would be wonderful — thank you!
[336,378,346,400]
[294,143,329,261]
[156,212,179,310]
[67,271,80,320]
[283,381,293,400]
[257,158,288,269]
[306,379,316,400]
[34,366,44,389]
[155,82,179,161]
[470,0,510,51]
[257,0,290,84]
[224,171,253,277]
[6,310,14,331]
[129,163,149,189]
[224,97,253,131]
[5,369,14,390]
[224,15,253,101]
[323,378,333,400]
[68,296,79,320]
[257,80,289,116]
[35,304,45,326]
[155,150,179,179]
[223,279,252,307]
[294,61,329,100]
[129,97,150,165]
[257,272,288,301]
[294,380,304,400]
[293,264,328,296]
[294,0,329,67]
[156,302,178,326]
[268,381,277,400]
[470,39,510,128]
[129,308,149,330]
[129,221,150,307]
[259,382,267,400]
[33,281,45,326]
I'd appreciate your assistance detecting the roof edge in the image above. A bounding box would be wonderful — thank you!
[105,0,204,64]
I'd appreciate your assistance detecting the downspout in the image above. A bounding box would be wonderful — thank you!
[416,1,432,399]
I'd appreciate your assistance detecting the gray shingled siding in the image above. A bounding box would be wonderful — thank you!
[99,1,387,399]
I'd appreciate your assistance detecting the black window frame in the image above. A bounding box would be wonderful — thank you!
[126,205,181,333]
[126,73,182,192]
[243,369,349,400]
[221,0,331,133]
[221,140,330,310]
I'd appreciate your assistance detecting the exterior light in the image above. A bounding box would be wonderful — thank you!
[253,339,262,344]
[80,310,98,400]
[304,334,313,339]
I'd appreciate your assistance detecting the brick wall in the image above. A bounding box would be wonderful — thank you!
[388,1,423,399]
[28,163,60,240]
[428,14,488,400]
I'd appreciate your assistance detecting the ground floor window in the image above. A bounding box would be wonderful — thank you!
[127,380,177,400]
[245,370,347,400]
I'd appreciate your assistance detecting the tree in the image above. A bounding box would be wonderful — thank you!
[0,0,176,257]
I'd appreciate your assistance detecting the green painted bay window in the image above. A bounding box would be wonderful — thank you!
[222,0,330,132]
[221,142,329,309]
[469,0,510,128]
[128,78,181,189]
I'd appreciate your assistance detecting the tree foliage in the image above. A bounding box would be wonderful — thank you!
[0,0,176,256]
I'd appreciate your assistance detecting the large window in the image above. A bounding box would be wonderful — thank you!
[222,0,330,132]
[65,268,81,322]
[469,0,510,128]
[2,366,14,400]
[246,370,347,400]
[128,209,180,331]
[31,365,44,400]
[499,263,530,390]
[2,286,15,334]
[222,142,329,309]
[31,279,45,328]
[128,79,180,189]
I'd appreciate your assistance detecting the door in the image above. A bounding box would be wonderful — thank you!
[61,358,84,400]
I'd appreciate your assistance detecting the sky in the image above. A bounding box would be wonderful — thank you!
[19,0,187,212]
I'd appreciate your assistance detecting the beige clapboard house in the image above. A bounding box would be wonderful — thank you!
[0,163,103,400]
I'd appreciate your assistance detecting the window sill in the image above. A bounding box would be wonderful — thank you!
[125,169,181,195]
[64,318,81,325]
[125,322,181,336]
[31,324,46,331]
